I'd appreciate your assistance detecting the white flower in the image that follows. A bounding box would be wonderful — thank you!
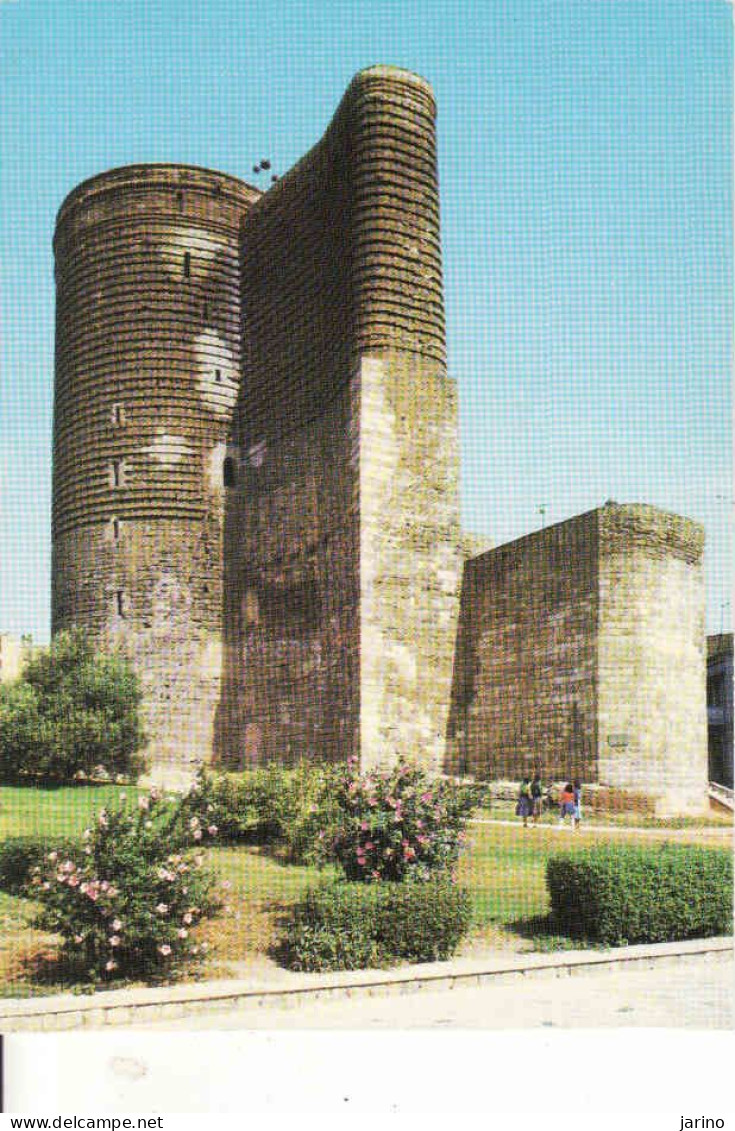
[109,936,121,947]
[112,918,122,931]
[177,928,188,939]
[155,903,169,915]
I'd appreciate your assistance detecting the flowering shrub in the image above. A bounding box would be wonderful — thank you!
[27,790,222,982]
[331,758,478,883]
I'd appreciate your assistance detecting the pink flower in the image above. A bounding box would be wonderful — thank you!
[42,882,50,890]
[371,870,381,880]
[420,792,433,803]
[73,935,83,944]
[155,903,169,915]
[82,829,91,841]
[200,942,209,952]
[367,796,377,807]
[105,960,117,972]
[112,919,122,931]
[158,944,172,956]
[47,851,58,862]
[364,841,374,851]
[68,875,80,887]
[360,822,369,831]
[109,936,121,947]
[177,928,188,939]
[193,830,203,841]
[138,796,149,811]
[207,825,218,836]
[100,880,109,892]
[221,880,231,891]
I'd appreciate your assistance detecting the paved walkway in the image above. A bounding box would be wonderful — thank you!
[1,936,730,1032]
[137,949,734,1030]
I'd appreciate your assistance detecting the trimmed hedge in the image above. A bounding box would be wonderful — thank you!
[280,879,472,971]
[547,843,733,946]
[0,835,81,895]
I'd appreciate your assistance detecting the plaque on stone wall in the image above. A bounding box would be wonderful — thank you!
[607,733,629,747]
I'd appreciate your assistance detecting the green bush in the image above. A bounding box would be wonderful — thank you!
[280,878,472,971]
[27,789,222,983]
[0,835,80,895]
[547,843,733,946]
[181,762,343,865]
[0,629,147,784]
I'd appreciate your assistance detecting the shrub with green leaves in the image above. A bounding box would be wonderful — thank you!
[0,835,80,896]
[27,790,222,983]
[330,757,478,882]
[0,629,147,784]
[547,843,733,946]
[280,878,472,971]
[181,762,343,866]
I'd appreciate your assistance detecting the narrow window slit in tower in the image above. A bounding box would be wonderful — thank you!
[203,302,209,320]
[215,368,222,383]
[112,461,121,488]
[223,457,236,487]
[112,517,120,542]
[116,590,125,618]
[111,403,126,427]
[183,251,191,278]
[176,191,184,211]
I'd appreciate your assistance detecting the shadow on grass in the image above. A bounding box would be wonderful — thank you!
[507,912,597,953]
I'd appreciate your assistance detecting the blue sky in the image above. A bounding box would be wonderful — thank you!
[1,0,731,642]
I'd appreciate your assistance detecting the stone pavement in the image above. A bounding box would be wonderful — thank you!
[1,936,731,1032]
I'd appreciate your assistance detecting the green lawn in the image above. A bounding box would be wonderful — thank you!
[0,784,141,839]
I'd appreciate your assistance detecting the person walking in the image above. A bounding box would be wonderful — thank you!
[530,772,544,825]
[557,782,577,830]
[516,776,533,828]
[573,779,583,829]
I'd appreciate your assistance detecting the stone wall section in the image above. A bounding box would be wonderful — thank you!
[447,510,599,780]
[52,165,259,772]
[222,67,460,769]
[597,504,707,813]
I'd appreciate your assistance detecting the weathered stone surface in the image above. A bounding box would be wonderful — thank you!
[219,66,460,769]
[52,165,259,767]
[448,503,708,813]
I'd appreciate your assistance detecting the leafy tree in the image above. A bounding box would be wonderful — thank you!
[0,629,147,783]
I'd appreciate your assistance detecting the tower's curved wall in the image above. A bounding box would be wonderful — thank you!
[221,67,460,769]
[52,165,259,771]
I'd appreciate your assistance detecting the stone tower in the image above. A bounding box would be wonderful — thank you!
[52,165,259,773]
[219,66,461,770]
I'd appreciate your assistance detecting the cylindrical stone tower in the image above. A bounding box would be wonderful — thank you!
[52,164,259,777]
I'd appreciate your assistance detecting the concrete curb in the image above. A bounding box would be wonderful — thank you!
[1,936,731,1032]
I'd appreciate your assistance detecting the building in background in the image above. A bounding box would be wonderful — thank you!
[707,633,733,789]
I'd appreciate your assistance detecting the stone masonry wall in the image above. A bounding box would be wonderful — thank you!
[447,510,599,780]
[52,165,259,774]
[597,504,707,814]
[221,66,460,770]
